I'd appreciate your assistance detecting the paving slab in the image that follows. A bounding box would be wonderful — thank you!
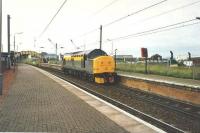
[35,65,163,133]
[0,64,128,133]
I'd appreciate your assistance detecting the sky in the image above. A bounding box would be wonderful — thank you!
[2,0,200,58]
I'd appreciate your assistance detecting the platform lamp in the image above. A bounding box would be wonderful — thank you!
[39,47,44,62]
[13,32,23,69]
[14,32,23,53]
[59,46,64,60]
[39,46,44,55]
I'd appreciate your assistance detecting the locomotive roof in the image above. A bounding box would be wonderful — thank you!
[64,49,107,59]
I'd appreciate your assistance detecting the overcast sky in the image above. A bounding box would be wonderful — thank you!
[2,0,200,58]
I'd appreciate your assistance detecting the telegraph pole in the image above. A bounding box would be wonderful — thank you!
[7,15,11,69]
[14,35,15,52]
[34,38,36,48]
[100,25,102,50]
[0,0,3,95]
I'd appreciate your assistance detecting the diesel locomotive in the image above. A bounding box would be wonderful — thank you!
[62,49,117,84]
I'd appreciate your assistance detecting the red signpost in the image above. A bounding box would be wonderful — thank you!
[141,48,148,74]
[141,48,148,58]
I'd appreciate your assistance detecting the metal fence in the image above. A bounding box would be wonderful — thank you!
[116,61,200,80]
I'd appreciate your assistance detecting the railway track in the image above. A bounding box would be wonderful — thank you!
[113,86,200,120]
[38,66,200,132]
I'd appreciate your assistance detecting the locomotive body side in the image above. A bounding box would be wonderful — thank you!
[63,54,85,72]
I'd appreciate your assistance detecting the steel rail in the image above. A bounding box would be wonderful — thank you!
[39,66,184,133]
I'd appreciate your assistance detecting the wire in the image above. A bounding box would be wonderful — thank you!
[72,0,120,39]
[76,28,99,38]
[109,19,199,41]
[119,19,196,39]
[103,0,167,27]
[39,0,68,38]
[73,0,167,39]
[86,41,99,46]
[134,22,200,38]
[91,0,120,17]
[132,0,200,25]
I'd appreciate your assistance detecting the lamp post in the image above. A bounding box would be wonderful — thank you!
[60,46,64,54]
[59,47,64,60]
[114,49,117,71]
[14,32,23,53]
[13,32,23,71]
[107,39,114,56]
[48,38,59,55]
[40,46,44,52]
[0,0,2,95]
[39,46,44,55]
[17,42,22,52]
[39,46,44,62]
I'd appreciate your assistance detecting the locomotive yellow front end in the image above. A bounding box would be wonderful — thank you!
[93,56,116,84]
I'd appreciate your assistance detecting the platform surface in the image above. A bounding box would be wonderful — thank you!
[0,64,128,132]
[118,71,200,89]
[0,64,161,133]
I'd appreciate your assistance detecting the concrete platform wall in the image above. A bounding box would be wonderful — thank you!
[120,76,200,105]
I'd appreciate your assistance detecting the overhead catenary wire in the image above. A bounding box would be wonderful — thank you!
[73,41,99,50]
[90,0,120,17]
[108,18,199,41]
[75,28,99,38]
[72,0,120,39]
[132,0,200,25]
[134,22,200,38]
[39,0,68,38]
[74,0,167,39]
[103,0,168,27]
[74,0,199,40]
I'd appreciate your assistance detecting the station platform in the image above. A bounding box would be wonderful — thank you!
[0,64,162,133]
[118,71,200,89]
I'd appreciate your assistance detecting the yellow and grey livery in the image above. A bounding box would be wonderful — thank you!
[62,49,116,84]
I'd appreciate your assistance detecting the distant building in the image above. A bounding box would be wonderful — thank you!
[183,61,193,67]
[42,54,58,63]
[115,55,136,62]
[192,57,200,66]
[150,54,162,62]
[181,57,200,66]
[20,51,40,58]
[176,55,188,62]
